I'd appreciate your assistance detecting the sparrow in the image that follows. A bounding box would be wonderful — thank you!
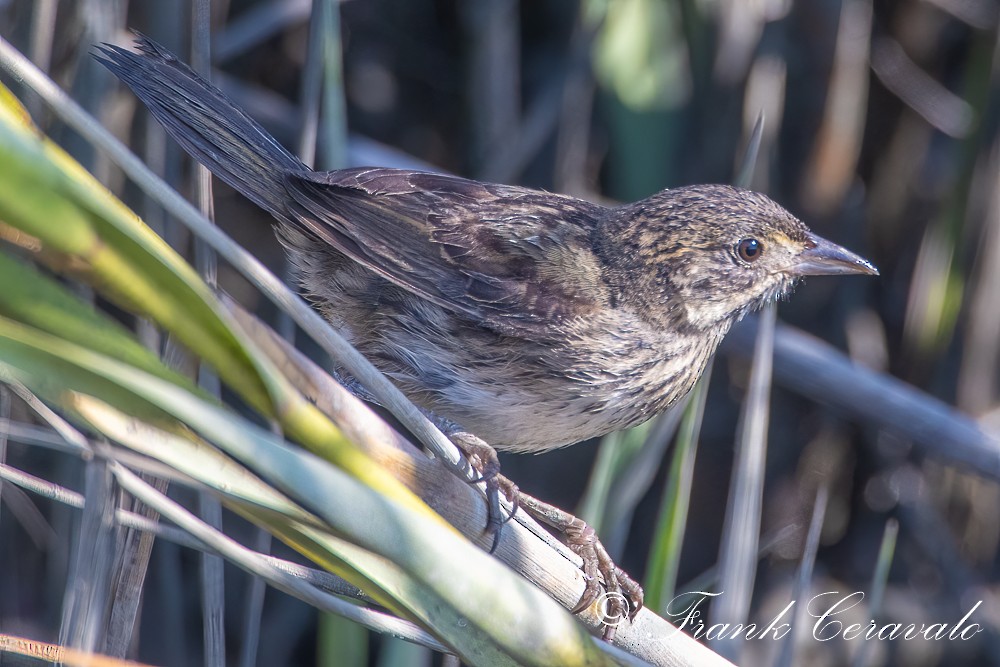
[96,35,877,637]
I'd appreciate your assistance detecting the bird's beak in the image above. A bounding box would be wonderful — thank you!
[789,233,879,276]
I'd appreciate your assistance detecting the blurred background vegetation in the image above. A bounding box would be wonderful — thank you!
[2,0,1000,665]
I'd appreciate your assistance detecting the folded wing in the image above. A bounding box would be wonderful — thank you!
[284,168,612,337]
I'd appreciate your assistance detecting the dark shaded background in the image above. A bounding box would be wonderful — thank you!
[2,0,999,665]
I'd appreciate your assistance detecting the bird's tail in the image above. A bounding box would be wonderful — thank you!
[95,35,306,222]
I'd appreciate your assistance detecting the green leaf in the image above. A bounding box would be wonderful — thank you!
[0,80,434,509]
[0,320,611,667]
[0,250,196,392]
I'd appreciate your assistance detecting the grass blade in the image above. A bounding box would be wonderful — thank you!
[643,365,711,612]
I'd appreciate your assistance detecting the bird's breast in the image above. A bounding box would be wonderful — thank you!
[430,314,727,453]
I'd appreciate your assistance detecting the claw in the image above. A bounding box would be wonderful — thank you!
[516,492,643,640]
[618,569,644,621]
[484,476,504,553]
[497,476,519,522]
[449,431,512,551]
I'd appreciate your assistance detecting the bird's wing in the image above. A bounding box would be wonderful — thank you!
[284,167,611,336]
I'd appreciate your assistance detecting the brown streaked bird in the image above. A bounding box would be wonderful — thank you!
[96,36,877,633]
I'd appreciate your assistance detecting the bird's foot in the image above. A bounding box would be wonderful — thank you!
[447,431,519,552]
[436,426,640,641]
[516,493,643,641]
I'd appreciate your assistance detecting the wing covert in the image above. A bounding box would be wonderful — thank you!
[284,168,611,335]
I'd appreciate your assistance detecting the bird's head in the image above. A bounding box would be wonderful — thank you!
[600,185,878,331]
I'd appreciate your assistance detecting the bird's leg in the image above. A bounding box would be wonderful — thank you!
[441,429,519,552]
[431,425,642,639]
[515,492,644,641]
[319,379,517,548]
[410,418,642,639]
[323,387,638,636]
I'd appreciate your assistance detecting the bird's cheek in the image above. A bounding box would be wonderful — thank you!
[729,272,759,296]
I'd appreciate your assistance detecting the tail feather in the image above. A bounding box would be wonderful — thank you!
[95,35,306,222]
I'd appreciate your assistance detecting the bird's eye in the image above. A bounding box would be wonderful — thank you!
[736,238,763,263]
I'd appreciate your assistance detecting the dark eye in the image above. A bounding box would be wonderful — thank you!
[736,238,763,263]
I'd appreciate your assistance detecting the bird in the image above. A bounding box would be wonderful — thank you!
[96,35,877,635]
